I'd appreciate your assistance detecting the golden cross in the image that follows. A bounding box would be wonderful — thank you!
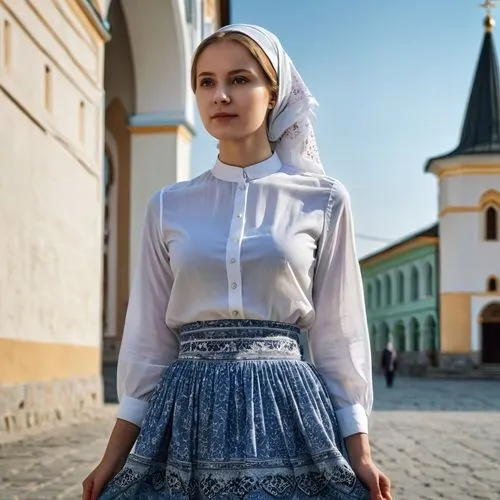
[479,0,499,15]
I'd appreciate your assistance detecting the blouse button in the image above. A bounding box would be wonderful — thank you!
[231,282,237,289]
[230,258,236,264]
[232,310,239,317]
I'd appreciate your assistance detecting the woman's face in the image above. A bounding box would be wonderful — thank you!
[195,40,273,143]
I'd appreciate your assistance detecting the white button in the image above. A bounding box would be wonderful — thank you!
[231,282,237,289]
[230,258,236,264]
[232,310,239,317]
[237,213,242,218]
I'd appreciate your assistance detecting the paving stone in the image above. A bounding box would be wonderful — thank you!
[0,377,498,499]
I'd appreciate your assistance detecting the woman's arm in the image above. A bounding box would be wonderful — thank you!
[115,189,178,427]
[308,180,373,441]
[344,432,372,465]
[99,419,141,472]
[308,181,392,498]
[105,190,178,460]
[83,191,178,499]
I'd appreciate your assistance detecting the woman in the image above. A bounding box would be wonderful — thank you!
[82,24,392,500]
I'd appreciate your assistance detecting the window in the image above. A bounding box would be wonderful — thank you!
[366,284,373,309]
[79,100,86,142]
[384,275,392,306]
[375,279,382,308]
[44,65,52,111]
[487,277,497,292]
[3,19,11,70]
[485,206,498,241]
[370,325,377,349]
[410,266,419,301]
[425,263,433,296]
[409,318,420,351]
[397,270,405,303]
[102,151,116,337]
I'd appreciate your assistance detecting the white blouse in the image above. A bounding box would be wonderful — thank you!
[116,152,373,439]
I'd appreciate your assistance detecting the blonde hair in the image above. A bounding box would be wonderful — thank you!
[190,31,278,101]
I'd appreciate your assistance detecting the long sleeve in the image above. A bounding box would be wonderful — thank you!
[309,180,373,439]
[116,190,179,426]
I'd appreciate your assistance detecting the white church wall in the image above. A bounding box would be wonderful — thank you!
[440,209,500,293]
[442,173,500,208]
[0,0,105,433]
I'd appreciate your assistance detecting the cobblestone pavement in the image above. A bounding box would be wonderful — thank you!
[0,376,499,499]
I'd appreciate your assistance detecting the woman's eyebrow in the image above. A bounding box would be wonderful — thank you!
[198,69,253,78]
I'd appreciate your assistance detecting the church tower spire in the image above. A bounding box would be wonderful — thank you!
[423,3,500,370]
[425,1,500,170]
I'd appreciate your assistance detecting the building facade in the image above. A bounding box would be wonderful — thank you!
[361,226,439,375]
[361,13,500,376]
[0,0,229,436]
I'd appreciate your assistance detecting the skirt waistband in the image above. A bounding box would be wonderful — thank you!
[178,319,302,361]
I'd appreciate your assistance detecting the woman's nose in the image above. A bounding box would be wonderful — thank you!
[214,85,230,104]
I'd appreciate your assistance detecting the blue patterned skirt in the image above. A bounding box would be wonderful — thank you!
[99,320,370,499]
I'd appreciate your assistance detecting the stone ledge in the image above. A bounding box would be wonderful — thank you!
[0,375,104,442]
[438,352,481,373]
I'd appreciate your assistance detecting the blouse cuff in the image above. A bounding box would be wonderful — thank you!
[116,395,149,427]
[335,403,369,438]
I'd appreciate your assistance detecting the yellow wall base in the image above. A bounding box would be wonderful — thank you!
[0,338,100,384]
[440,293,471,353]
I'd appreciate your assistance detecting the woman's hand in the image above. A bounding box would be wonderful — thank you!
[82,458,122,500]
[352,459,392,500]
[344,433,392,500]
[81,418,140,500]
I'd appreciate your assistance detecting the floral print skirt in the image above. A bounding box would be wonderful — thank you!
[99,319,370,499]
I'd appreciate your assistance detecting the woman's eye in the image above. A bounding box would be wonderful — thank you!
[232,76,248,85]
[199,79,213,88]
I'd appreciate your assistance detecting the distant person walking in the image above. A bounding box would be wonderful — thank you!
[381,342,397,388]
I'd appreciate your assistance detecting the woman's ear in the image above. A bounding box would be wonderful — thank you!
[268,91,277,110]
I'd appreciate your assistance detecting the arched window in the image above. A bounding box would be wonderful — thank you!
[485,206,498,241]
[375,279,382,308]
[384,275,392,306]
[425,263,433,296]
[397,270,405,303]
[409,317,420,352]
[366,284,373,309]
[370,325,377,350]
[487,277,498,292]
[410,266,419,301]
[103,152,113,248]
[102,151,113,336]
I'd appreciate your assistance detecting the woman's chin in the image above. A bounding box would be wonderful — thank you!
[208,130,248,142]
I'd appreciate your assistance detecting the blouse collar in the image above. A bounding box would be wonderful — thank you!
[211,152,282,182]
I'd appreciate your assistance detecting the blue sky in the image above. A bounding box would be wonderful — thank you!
[191,0,496,257]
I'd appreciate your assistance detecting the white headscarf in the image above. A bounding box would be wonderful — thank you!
[216,24,325,176]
